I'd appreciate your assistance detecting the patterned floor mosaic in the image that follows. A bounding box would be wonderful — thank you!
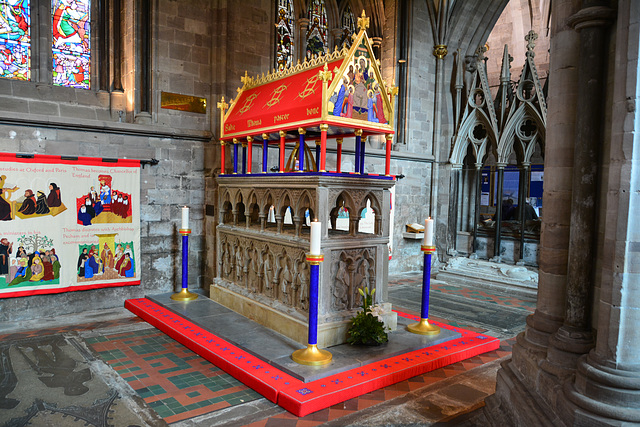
[86,328,262,424]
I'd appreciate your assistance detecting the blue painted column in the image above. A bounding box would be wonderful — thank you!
[298,128,306,172]
[232,138,239,174]
[262,133,268,173]
[242,142,247,174]
[354,130,362,173]
[360,135,366,174]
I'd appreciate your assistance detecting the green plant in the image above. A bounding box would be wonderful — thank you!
[347,287,389,345]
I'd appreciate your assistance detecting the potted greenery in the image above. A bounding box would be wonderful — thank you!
[347,287,390,346]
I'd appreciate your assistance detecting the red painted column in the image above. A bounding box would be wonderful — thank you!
[319,124,328,172]
[246,136,253,174]
[279,130,286,172]
[220,141,226,174]
[336,137,343,173]
[385,134,393,176]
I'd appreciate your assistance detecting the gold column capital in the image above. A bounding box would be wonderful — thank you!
[354,129,363,136]
[232,138,239,145]
[319,124,329,132]
[220,140,226,146]
[336,138,343,145]
[385,133,394,142]
[262,133,268,140]
[298,127,306,135]
[247,136,253,143]
[433,44,448,59]
[279,130,286,138]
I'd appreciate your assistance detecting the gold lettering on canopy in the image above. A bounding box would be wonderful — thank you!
[161,92,207,114]
[274,114,290,123]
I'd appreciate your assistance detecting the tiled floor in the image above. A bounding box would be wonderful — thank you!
[0,272,532,426]
[86,328,262,424]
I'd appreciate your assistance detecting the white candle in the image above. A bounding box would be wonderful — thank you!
[423,217,434,246]
[181,206,189,229]
[310,221,321,255]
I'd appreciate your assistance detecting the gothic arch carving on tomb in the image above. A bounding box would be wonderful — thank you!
[330,247,376,313]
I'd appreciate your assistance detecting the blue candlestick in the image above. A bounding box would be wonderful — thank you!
[308,263,319,344]
[171,229,198,301]
[408,245,440,334]
[292,253,332,365]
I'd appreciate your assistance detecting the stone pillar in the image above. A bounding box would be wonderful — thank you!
[298,18,310,62]
[447,166,460,255]
[542,0,615,385]
[487,0,582,423]
[371,36,382,59]
[493,165,504,260]
[559,1,640,424]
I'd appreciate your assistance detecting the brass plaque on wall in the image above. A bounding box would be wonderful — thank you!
[161,92,207,114]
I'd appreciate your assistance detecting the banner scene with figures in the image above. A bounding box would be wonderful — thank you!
[0,153,141,298]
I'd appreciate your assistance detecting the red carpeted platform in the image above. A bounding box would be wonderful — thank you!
[125,297,499,417]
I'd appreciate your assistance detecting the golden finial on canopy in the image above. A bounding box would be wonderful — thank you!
[217,96,228,111]
[319,63,332,82]
[357,10,370,31]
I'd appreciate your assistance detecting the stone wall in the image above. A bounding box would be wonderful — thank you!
[0,0,212,323]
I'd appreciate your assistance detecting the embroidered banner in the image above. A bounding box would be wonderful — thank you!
[0,153,141,298]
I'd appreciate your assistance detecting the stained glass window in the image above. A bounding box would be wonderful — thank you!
[0,0,31,81]
[52,0,90,89]
[339,4,355,49]
[276,0,294,71]
[306,0,327,59]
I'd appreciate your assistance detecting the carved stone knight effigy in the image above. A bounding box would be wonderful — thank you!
[212,12,398,347]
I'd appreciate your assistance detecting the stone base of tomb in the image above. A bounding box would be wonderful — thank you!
[211,279,397,348]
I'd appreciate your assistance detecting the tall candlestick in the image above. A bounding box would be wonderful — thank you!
[423,217,434,247]
[172,208,197,301]
[182,206,189,230]
[310,221,321,255]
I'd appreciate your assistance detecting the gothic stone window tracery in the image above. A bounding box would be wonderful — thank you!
[339,4,355,49]
[276,0,294,71]
[306,0,327,60]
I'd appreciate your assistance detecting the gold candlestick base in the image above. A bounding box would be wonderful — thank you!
[407,318,441,335]
[292,344,332,366]
[170,288,199,301]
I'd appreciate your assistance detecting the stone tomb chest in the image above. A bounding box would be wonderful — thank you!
[214,175,395,347]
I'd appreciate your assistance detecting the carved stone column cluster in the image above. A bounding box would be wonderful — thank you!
[488,0,640,424]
